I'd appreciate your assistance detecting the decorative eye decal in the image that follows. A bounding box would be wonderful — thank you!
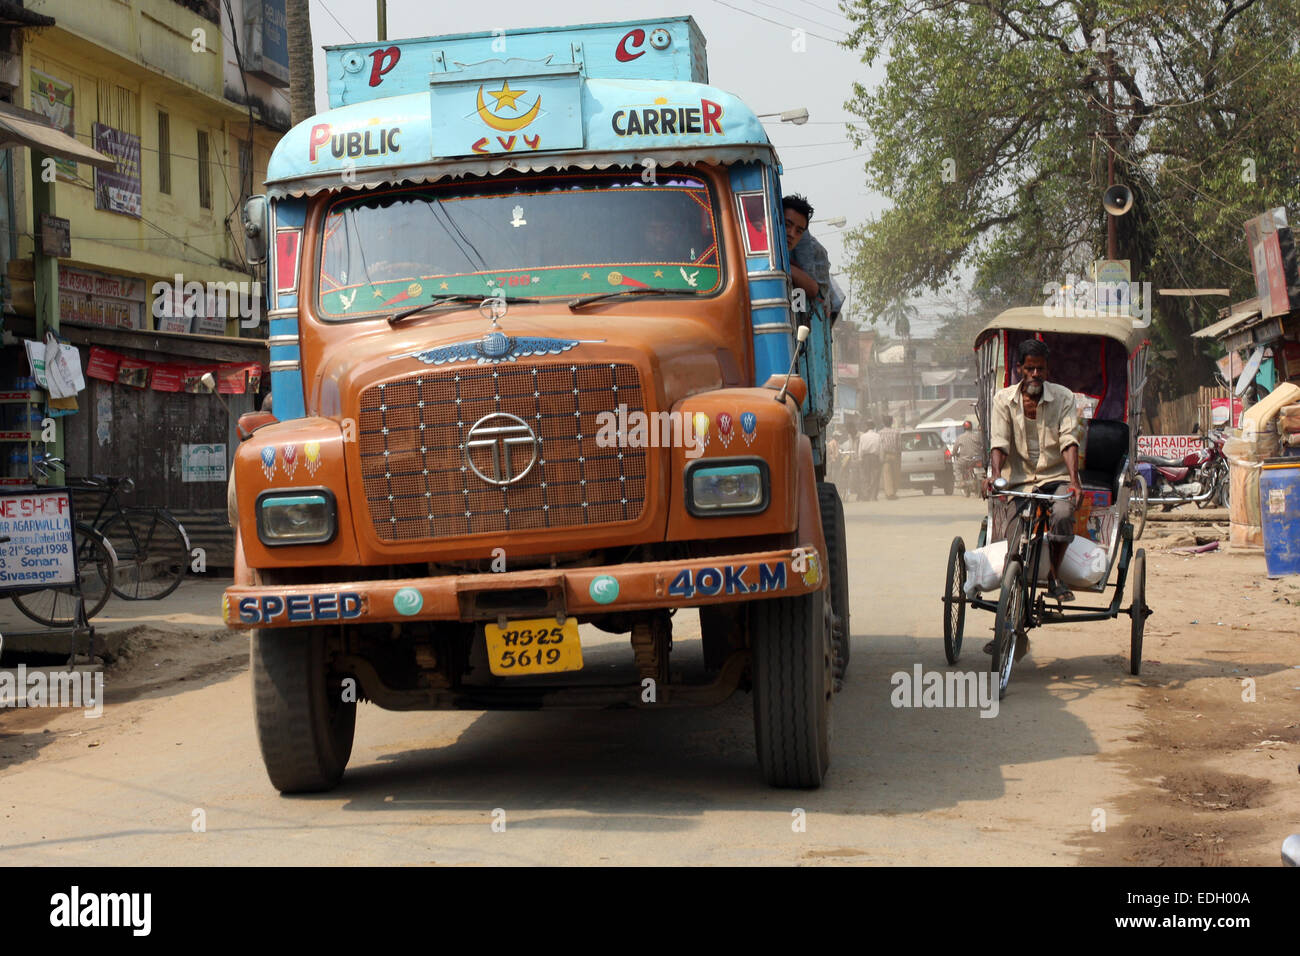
[342,52,365,74]
[649,28,671,50]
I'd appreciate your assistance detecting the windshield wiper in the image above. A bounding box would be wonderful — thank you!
[567,288,676,311]
[388,294,538,326]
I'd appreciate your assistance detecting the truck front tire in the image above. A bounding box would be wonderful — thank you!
[252,627,356,794]
[751,589,833,788]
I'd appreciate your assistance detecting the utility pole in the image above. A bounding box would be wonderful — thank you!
[1105,48,1118,260]
[287,0,316,125]
[378,0,387,41]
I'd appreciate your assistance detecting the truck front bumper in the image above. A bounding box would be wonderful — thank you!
[223,545,824,629]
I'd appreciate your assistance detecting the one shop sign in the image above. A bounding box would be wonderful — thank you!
[0,490,76,591]
[1137,435,1202,459]
[182,443,227,483]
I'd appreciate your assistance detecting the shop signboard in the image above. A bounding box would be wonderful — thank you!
[182,443,227,483]
[59,267,146,331]
[1137,435,1201,459]
[1211,397,1244,428]
[29,70,76,178]
[1244,208,1300,318]
[92,123,143,218]
[0,489,76,591]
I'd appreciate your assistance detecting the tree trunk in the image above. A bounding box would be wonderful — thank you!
[287,0,315,127]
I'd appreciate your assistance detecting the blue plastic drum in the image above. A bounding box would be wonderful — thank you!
[1260,460,1300,577]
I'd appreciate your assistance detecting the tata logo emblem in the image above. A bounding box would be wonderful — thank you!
[465,412,539,486]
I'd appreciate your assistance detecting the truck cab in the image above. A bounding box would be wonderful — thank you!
[228,17,849,792]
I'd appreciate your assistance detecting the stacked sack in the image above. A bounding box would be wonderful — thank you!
[1280,402,1300,454]
[1229,383,1300,547]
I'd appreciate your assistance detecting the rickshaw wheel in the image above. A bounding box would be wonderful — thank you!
[992,560,1023,699]
[1129,549,1147,676]
[1129,473,1148,540]
[944,537,967,664]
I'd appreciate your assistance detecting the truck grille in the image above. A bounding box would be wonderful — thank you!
[357,362,648,541]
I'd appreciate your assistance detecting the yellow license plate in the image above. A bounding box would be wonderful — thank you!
[484,617,583,676]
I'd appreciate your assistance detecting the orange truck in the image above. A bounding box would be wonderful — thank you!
[229,17,850,791]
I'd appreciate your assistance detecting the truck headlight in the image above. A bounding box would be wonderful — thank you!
[685,460,769,516]
[256,490,337,545]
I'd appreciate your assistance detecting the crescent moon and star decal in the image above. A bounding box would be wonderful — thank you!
[471,80,545,153]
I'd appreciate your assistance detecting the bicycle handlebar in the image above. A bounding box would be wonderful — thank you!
[994,487,1073,502]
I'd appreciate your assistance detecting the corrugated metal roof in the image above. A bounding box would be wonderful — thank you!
[1192,307,1260,339]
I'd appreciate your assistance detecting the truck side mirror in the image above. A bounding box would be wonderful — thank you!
[243,195,269,266]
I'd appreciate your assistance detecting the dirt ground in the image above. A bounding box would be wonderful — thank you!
[1073,520,1300,865]
[1,513,1297,866]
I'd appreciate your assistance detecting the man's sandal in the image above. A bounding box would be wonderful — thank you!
[1048,581,1074,603]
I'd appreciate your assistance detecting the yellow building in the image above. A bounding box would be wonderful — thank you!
[15,0,286,335]
[0,0,292,535]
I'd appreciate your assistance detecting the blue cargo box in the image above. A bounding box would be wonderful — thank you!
[325,17,707,109]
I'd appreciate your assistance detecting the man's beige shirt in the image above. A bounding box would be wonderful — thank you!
[989,380,1079,489]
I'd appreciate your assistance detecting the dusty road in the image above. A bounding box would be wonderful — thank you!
[1,491,1297,865]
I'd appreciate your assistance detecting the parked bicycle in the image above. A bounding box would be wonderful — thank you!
[33,457,190,601]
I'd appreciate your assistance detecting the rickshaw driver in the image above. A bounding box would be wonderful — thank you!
[984,338,1085,605]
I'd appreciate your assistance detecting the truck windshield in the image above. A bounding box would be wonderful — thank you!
[318,171,723,319]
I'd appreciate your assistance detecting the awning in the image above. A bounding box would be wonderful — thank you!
[1193,303,1260,339]
[0,103,114,169]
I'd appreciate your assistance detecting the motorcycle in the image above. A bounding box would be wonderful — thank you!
[1136,426,1229,510]
[957,455,984,498]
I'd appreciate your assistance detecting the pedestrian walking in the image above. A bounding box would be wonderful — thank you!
[879,415,902,499]
[857,420,881,501]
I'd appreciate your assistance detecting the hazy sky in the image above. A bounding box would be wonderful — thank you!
[302,0,948,332]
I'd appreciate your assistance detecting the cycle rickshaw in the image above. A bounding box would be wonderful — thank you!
[941,308,1154,697]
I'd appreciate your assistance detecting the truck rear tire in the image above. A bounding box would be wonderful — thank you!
[252,627,356,794]
[751,589,832,788]
[816,481,850,684]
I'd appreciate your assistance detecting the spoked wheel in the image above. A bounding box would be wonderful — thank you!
[991,559,1024,699]
[11,523,117,627]
[1199,460,1229,509]
[100,508,190,599]
[1128,473,1148,540]
[943,536,967,664]
[1129,548,1147,676]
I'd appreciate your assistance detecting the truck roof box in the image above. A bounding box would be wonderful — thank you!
[325,17,708,109]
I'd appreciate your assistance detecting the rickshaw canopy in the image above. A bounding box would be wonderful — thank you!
[976,307,1149,355]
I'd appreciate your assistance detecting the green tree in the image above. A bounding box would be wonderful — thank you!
[841,0,1300,397]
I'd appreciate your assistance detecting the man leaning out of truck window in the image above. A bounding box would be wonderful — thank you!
[783,194,829,325]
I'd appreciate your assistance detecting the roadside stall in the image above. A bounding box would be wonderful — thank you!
[1191,207,1300,559]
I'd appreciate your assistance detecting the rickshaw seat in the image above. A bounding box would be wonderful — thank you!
[1079,419,1129,496]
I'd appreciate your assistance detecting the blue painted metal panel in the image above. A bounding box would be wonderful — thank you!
[270,369,306,421]
[266,79,768,186]
[275,199,306,228]
[268,316,299,337]
[325,17,707,108]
